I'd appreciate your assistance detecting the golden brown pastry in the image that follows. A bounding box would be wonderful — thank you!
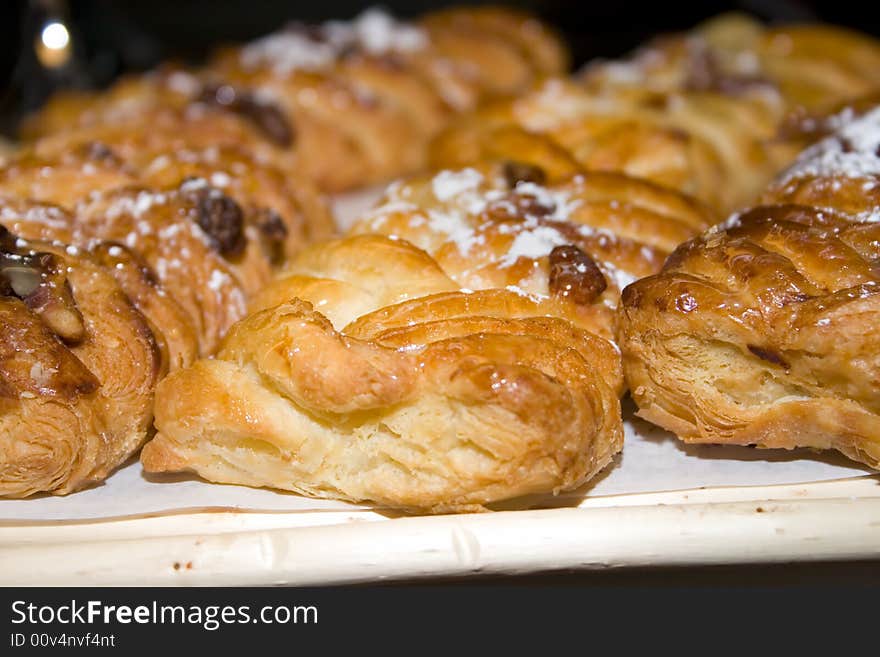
[582,13,880,112]
[619,105,880,468]
[0,226,162,497]
[0,181,279,495]
[142,234,623,512]
[22,7,568,192]
[2,198,199,373]
[1,6,566,500]
[141,161,713,511]
[430,14,880,214]
[13,112,332,248]
[0,77,329,500]
[348,163,713,340]
[0,136,319,494]
[429,79,782,213]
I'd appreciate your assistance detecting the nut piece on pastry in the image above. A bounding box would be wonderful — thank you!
[0,227,162,497]
[142,235,623,513]
[619,106,880,468]
[2,198,199,373]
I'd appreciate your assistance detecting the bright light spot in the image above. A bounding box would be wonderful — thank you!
[41,21,69,50]
[36,20,72,67]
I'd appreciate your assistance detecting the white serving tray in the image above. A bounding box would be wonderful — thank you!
[2,475,879,586]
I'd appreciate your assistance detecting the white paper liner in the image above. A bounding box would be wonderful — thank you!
[1,402,870,521]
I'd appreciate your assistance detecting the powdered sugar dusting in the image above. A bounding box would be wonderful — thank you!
[104,191,169,221]
[326,8,426,54]
[601,261,638,291]
[780,106,880,184]
[504,284,545,302]
[207,269,231,291]
[165,71,201,96]
[853,208,880,223]
[432,168,484,202]
[426,208,484,255]
[29,362,57,389]
[240,8,426,75]
[500,226,568,265]
[512,181,582,221]
[2,203,72,230]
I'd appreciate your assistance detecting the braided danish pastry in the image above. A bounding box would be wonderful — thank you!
[619,106,880,468]
[0,28,328,499]
[142,234,623,512]
[582,13,880,112]
[0,124,328,494]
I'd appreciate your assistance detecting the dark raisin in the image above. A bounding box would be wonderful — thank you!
[83,141,117,162]
[188,189,246,258]
[0,224,15,251]
[548,245,607,305]
[256,208,288,243]
[255,208,288,264]
[503,161,546,187]
[237,96,293,147]
[198,84,294,147]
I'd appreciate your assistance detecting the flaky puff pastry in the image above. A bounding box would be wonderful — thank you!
[0,226,162,497]
[619,106,880,469]
[142,235,623,513]
[0,139,326,356]
[348,164,713,341]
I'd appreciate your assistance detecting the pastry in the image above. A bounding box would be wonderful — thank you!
[619,105,880,468]
[12,112,332,248]
[0,51,327,499]
[430,14,880,214]
[142,159,714,511]
[0,226,162,497]
[0,181,267,494]
[348,163,713,340]
[582,13,880,112]
[142,235,623,512]
[22,7,568,192]
[7,6,562,499]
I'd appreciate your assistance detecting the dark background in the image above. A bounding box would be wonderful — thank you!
[3,0,880,134]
